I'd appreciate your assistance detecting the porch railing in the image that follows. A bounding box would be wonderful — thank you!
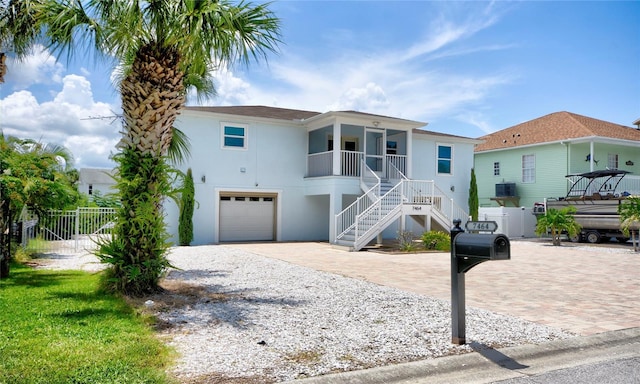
[307,151,406,178]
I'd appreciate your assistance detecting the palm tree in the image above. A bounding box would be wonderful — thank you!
[618,196,640,251]
[40,0,281,294]
[0,0,44,83]
[535,206,582,246]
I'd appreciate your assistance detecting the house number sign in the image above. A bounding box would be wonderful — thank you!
[464,221,498,233]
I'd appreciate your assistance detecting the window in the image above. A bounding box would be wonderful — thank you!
[437,144,453,174]
[387,141,397,155]
[222,123,247,149]
[493,162,500,176]
[522,154,535,183]
[88,184,93,195]
[608,153,618,169]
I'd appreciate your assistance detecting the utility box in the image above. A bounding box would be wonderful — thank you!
[453,233,510,260]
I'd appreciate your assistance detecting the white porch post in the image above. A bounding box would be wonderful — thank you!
[332,121,341,176]
[589,141,594,172]
[329,190,341,243]
[406,130,413,178]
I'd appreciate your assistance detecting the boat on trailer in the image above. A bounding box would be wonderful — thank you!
[533,169,639,243]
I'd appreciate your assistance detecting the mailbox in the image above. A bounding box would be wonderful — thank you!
[454,233,510,260]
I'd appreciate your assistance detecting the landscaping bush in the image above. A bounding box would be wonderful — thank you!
[421,231,451,251]
[397,230,418,252]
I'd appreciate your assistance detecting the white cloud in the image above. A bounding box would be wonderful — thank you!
[3,45,65,89]
[1,75,119,169]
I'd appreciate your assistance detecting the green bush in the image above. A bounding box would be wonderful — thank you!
[397,230,418,252]
[421,231,451,251]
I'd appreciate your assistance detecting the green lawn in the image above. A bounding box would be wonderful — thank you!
[0,263,175,384]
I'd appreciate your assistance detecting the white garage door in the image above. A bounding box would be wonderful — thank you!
[219,195,275,242]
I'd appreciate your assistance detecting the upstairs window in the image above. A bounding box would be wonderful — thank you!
[608,153,618,169]
[493,162,500,176]
[222,123,247,149]
[437,144,453,175]
[522,154,535,183]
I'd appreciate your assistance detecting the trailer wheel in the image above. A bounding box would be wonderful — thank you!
[569,234,581,243]
[586,231,602,244]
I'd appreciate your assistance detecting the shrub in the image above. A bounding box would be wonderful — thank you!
[397,230,418,252]
[421,231,451,251]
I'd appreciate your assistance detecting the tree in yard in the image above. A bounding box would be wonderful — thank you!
[468,168,478,221]
[0,0,44,83]
[40,0,281,295]
[535,206,581,246]
[179,168,195,246]
[0,133,79,278]
[618,196,640,251]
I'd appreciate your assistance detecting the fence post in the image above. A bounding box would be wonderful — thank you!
[75,207,80,252]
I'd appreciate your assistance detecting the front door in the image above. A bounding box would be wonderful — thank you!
[365,128,385,177]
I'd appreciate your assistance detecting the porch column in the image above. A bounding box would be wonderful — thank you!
[589,141,594,172]
[406,130,413,178]
[332,121,341,176]
[329,190,342,243]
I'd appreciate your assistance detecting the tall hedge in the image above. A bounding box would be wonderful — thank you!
[179,168,195,246]
[468,168,479,221]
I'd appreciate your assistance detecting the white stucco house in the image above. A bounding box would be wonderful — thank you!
[165,106,479,250]
[78,168,116,198]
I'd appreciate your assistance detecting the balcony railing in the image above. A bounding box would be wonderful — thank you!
[307,151,406,178]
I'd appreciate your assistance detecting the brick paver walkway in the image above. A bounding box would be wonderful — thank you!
[225,240,639,336]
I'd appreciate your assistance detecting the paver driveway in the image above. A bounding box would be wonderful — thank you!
[225,240,639,336]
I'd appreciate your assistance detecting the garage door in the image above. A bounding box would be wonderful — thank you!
[219,195,275,242]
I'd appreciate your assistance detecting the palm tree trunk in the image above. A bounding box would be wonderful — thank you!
[0,53,7,84]
[111,41,186,294]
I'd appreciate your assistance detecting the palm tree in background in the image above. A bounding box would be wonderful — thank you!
[0,0,44,83]
[39,0,281,294]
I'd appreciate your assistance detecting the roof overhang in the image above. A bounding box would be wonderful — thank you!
[303,111,426,132]
[476,136,640,154]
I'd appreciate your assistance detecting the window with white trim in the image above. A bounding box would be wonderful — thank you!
[493,162,500,176]
[221,123,248,149]
[608,153,618,169]
[522,154,535,183]
[437,144,453,175]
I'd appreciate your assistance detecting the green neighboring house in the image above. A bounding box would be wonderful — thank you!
[474,111,640,209]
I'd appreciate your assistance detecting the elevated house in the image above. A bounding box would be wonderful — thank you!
[78,168,116,198]
[165,106,479,250]
[474,111,640,210]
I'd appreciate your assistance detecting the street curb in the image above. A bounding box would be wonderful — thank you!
[286,327,640,384]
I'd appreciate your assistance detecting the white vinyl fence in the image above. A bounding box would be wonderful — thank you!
[20,207,117,254]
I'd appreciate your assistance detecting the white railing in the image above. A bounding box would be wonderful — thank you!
[619,175,640,196]
[336,161,380,239]
[353,182,404,250]
[387,159,407,183]
[307,151,332,177]
[341,151,364,176]
[387,154,407,176]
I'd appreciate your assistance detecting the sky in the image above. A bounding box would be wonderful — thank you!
[1,1,638,169]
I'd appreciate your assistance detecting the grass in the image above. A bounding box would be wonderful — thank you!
[0,262,175,384]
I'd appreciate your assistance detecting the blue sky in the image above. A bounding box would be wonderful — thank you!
[1,1,638,169]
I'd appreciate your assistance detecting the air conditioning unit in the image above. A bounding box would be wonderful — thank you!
[495,183,516,197]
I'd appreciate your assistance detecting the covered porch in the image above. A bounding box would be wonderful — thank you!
[304,112,424,179]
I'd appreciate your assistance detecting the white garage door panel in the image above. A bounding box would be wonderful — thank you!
[219,197,274,242]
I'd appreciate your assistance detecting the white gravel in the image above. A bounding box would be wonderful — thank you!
[36,244,576,383]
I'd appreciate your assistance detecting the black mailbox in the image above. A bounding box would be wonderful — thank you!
[454,233,510,260]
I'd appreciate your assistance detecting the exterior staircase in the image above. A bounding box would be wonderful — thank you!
[334,160,468,251]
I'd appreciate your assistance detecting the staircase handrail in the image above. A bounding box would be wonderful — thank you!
[352,181,403,249]
[387,159,408,183]
[360,159,381,196]
[335,161,381,241]
[430,182,469,228]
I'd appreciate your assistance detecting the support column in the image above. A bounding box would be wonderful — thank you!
[589,141,594,172]
[332,121,341,176]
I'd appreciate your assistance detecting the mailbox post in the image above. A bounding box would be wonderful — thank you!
[450,220,510,345]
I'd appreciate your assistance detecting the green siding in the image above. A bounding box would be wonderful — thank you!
[475,143,568,208]
[476,141,640,209]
